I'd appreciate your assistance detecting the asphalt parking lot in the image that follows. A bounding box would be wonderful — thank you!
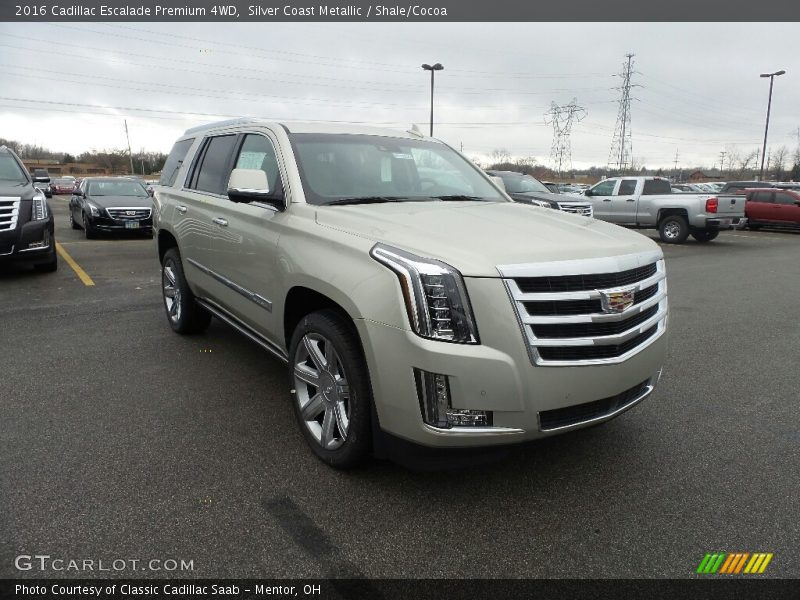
[2,196,799,579]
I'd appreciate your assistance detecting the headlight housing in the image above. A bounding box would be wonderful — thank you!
[31,194,49,221]
[87,203,102,217]
[529,199,558,209]
[371,243,479,344]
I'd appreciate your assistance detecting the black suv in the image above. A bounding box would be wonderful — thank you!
[0,146,57,272]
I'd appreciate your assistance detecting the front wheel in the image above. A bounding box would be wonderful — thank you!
[658,215,689,244]
[161,247,211,334]
[82,213,97,239]
[288,310,372,469]
[69,211,80,229]
[691,229,719,243]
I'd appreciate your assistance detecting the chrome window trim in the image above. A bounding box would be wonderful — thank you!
[187,258,273,312]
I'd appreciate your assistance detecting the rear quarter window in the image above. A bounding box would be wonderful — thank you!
[160,138,194,187]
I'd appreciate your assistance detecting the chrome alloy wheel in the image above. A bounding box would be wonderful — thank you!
[162,261,182,323]
[663,221,681,240]
[294,333,351,451]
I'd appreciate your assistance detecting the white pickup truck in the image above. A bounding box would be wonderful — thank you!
[583,176,746,243]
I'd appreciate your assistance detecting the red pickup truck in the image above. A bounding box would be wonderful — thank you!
[745,188,800,230]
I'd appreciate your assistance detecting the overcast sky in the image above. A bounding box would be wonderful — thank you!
[0,22,798,170]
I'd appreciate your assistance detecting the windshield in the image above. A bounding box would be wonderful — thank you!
[87,180,148,197]
[496,174,551,194]
[290,133,506,205]
[0,154,28,183]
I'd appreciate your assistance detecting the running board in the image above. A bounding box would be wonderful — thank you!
[196,298,289,364]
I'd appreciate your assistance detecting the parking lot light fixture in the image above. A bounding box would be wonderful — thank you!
[759,69,786,181]
[421,63,444,137]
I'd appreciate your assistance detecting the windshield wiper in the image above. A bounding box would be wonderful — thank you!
[325,196,409,206]
[431,195,485,202]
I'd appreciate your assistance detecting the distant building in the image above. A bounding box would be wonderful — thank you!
[22,159,115,176]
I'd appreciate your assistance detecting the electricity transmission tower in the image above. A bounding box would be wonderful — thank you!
[608,53,638,174]
[544,98,587,176]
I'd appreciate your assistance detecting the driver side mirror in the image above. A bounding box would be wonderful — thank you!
[227,168,277,205]
[583,189,592,197]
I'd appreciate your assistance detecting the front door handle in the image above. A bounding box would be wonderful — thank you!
[176,205,187,213]
[626,198,635,202]
[212,217,228,227]
[602,198,612,202]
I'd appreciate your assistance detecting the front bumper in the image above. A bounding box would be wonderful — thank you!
[358,277,667,449]
[0,217,54,265]
[88,214,153,232]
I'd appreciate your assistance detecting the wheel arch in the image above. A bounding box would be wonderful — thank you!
[157,229,179,264]
[656,207,689,223]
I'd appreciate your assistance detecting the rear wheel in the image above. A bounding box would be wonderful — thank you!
[161,247,211,334]
[691,229,719,243]
[288,310,372,469]
[658,214,689,244]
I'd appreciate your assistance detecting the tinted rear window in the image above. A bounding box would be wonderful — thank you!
[160,138,194,187]
[642,179,672,195]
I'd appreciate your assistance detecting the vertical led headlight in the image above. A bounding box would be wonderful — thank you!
[370,243,479,344]
[31,192,49,221]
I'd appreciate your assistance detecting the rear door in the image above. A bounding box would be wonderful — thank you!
[585,179,618,221]
[746,190,773,224]
[177,133,239,299]
[773,190,800,225]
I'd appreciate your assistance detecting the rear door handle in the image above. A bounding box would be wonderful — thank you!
[626,198,635,202]
[212,217,228,227]
[602,198,612,202]
[176,205,187,213]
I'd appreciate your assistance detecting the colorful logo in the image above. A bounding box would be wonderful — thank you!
[599,289,635,313]
[697,552,773,574]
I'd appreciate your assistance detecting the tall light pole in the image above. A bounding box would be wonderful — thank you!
[759,69,786,181]
[421,63,443,137]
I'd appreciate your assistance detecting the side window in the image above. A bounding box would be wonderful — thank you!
[775,192,797,205]
[753,191,773,203]
[160,138,194,186]
[590,180,616,196]
[642,179,672,195]
[189,135,238,195]
[233,134,283,197]
[616,179,637,195]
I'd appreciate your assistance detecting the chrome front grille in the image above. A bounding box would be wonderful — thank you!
[0,197,20,231]
[557,202,593,217]
[106,207,152,220]
[499,252,668,366]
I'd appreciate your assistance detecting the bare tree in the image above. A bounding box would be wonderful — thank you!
[490,148,511,164]
[771,145,789,180]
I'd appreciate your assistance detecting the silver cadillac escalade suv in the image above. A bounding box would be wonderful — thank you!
[154,119,668,468]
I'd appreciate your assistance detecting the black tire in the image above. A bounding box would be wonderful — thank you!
[748,223,762,231]
[691,229,719,243]
[34,246,58,273]
[160,247,211,334]
[288,309,372,469]
[658,214,689,244]
[82,213,97,239]
[69,210,80,230]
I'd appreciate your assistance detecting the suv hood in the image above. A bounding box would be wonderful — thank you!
[0,181,34,200]
[316,201,658,277]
